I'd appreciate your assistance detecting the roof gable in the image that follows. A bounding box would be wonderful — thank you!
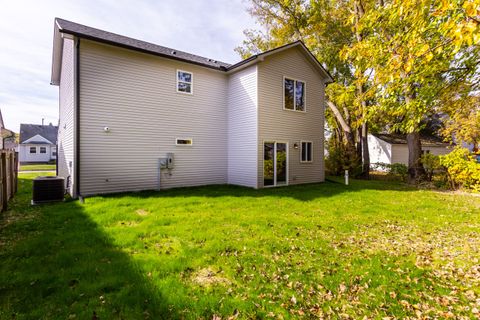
[20,124,58,144]
[22,134,53,144]
[227,41,333,82]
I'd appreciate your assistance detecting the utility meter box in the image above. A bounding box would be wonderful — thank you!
[159,158,168,169]
[166,153,174,169]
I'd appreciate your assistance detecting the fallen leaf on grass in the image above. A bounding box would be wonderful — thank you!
[192,268,231,287]
[136,209,149,216]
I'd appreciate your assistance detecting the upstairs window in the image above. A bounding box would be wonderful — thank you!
[30,147,36,154]
[177,70,193,94]
[301,141,313,162]
[284,77,305,111]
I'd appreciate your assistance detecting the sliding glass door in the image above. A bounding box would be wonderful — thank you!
[264,142,288,187]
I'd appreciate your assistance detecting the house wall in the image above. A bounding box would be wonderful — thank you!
[425,146,452,156]
[57,38,76,195]
[391,144,451,165]
[19,144,54,163]
[391,145,409,165]
[78,40,228,195]
[227,65,258,188]
[257,47,325,187]
[368,134,393,166]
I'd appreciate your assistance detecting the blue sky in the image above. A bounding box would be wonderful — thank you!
[0,0,258,133]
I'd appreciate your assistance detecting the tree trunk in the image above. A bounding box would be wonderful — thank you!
[361,122,370,179]
[406,132,426,183]
[327,101,356,149]
[356,127,362,160]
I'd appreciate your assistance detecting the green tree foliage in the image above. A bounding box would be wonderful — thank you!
[343,0,480,181]
[237,0,377,177]
[441,91,480,151]
[239,0,479,182]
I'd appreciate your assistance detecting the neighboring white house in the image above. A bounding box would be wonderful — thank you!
[19,124,58,163]
[0,109,15,150]
[51,18,333,197]
[368,133,452,167]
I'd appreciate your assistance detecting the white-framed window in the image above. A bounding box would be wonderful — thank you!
[177,70,193,94]
[40,147,47,154]
[175,138,193,146]
[301,141,313,162]
[29,147,36,154]
[284,77,306,112]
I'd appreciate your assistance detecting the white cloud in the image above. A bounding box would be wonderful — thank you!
[0,0,257,132]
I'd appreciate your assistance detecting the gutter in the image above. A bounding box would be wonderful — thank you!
[56,143,58,176]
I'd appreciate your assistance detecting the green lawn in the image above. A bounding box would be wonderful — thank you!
[19,164,56,171]
[1,174,479,319]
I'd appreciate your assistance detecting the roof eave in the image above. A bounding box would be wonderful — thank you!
[50,20,62,86]
[59,29,228,72]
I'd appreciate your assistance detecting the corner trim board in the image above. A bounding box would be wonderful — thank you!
[75,38,80,198]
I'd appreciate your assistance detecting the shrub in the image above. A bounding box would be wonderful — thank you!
[421,153,441,181]
[389,163,408,181]
[370,162,389,172]
[370,162,408,181]
[439,147,480,192]
[325,140,361,176]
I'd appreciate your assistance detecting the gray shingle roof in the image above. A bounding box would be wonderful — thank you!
[52,18,333,85]
[372,133,450,147]
[19,124,58,144]
[55,18,231,71]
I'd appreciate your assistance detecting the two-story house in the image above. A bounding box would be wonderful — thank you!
[51,18,333,198]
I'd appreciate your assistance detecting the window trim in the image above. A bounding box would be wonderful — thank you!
[283,76,307,112]
[29,146,37,154]
[300,141,313,163]
[176,69,193,95]
[175,137,193,146]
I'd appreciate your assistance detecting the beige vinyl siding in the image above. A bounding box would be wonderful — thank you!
[426,146,452,156]
[392,144,451,166]
[57,38,76,196]
[79,40,228,195]
[391,145,409,165]
[257,47,325,187]
[227,65,258,188]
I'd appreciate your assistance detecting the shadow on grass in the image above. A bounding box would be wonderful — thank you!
[0,176,174,319]
[100,176,415,202]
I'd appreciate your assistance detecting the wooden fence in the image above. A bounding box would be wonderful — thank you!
[0,150,18,212]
